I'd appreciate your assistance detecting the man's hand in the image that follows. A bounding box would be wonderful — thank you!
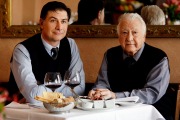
[88,88,116,100]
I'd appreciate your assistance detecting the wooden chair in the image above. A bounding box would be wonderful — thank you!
[166,83,180,120]
[174,84,180,120]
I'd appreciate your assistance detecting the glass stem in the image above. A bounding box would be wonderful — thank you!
[70,89,83,102]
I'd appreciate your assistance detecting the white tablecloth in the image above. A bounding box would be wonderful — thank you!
[5,103,165,120]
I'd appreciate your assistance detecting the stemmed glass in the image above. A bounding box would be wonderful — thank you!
[64,70,81,97]
[44,72,62,92]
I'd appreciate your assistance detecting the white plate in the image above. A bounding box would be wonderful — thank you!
[115,96,139,103]
[76,104,116,111]
[115,102,142,106]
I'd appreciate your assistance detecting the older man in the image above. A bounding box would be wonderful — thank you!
[88,13,174,120]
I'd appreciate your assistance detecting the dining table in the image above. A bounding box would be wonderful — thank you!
[4,101,165,120]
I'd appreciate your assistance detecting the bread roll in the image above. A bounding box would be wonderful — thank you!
[43,92,64,100]
[34,92,74,107]
[34,96,52,103]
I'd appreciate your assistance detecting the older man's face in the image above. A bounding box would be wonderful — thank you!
[118,18,146,56]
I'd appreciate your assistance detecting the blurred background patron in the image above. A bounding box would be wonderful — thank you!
[71,0,105,25]
[141,5,165,25]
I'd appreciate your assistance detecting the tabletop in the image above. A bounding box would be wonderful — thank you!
[4,102,165,120]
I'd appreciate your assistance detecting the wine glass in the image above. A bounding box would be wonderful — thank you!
[44,72,62,92]
[64,70,81,97]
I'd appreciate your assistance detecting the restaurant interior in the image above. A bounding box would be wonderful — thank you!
[0,0,180,120]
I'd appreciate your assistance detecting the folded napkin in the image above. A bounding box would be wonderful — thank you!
[115,96,139,103]
[27,102,43,108]
[5,102,30,109]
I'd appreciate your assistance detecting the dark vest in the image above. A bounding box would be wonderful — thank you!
[8,33,71,101]
[21,33,71,83]
[106,43,167,92]
[106,43,174,119]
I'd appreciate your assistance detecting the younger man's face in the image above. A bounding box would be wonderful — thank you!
[40,10,69,46]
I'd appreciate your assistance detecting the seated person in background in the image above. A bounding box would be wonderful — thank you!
[88,13,174,120]
[138,0,156,6]
[71,0,105,25]
[141,5,165,25]
[156,0,166,7]
[8,1,85,104]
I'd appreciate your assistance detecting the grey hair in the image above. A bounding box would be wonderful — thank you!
[141,5,165,25]
[117,13,146,36]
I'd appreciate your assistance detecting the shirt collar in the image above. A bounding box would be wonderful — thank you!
[41,34,59,55]
[123,43,145,61]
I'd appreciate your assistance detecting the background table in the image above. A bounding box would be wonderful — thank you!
[5,103,165,120]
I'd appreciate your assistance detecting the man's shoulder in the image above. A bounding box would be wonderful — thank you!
[20,33,41,44]
[67,37,75,42]
[18,33,42,51]
[145,43,167,56]
[66,37,77,47]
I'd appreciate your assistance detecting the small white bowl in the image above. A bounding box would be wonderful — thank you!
[77,98,94,109]
[79,98,92,103]
[104,99,115,108]
[80,101,94,109]
[93,100,105,108]
[43,102,75,113]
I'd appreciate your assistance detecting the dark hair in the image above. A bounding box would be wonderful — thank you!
[77,0,105,24]
[40,1,71,21]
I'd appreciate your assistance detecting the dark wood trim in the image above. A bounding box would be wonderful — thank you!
[1,0,180,38]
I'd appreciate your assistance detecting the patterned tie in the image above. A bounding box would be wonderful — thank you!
[51,47,58,60]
